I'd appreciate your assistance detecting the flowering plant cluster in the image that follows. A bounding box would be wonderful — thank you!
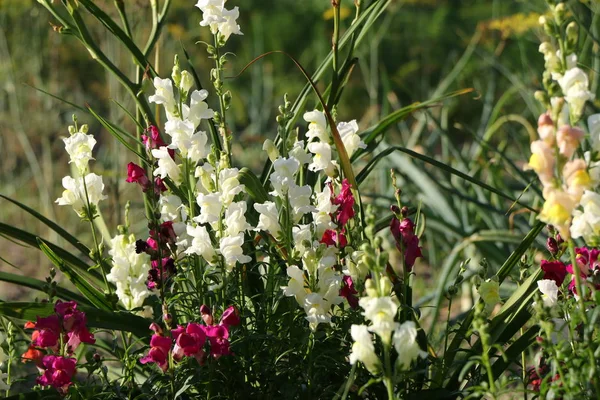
[3,0,600,399]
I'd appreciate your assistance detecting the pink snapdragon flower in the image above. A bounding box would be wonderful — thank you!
[31,315,61,349]
[37,355,77,394]
[220,306,241,327]
[142,126,167,150]
[126,162,151,191]
[332,179,355,226]
[320,229,347,248]
[140,334,172,372]
[172,323,207,362]
[204,325,231,358]
[339,275,359,309]
[390,216,423,271]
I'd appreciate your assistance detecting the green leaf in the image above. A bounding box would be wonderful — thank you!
[0,302,150,337]
[86,106,147,162]
[491,325,539,379]
[365,146,535,212]
[238,168,269,204]
[37,239,112,311]
[0,271,91,306]
[0,194,91,257]
[0,222,103,284]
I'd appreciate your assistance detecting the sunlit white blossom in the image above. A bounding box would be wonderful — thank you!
[63,132,96,171]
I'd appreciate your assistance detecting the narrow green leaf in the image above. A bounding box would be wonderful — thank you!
[0,222,103,284]
[87,105,146,161]
[0,271,91,306]
[0,194,91,257]
[37,239,112,311]
[0,302,150,337]
[239,168,269,203]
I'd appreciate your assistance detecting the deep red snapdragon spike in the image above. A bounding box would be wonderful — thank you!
[340,276,359,309]
[541,260,568,286]
[37,355,77,394]
[332,179,355,226]
[126,162,151,192]
[220,306,240,327]
[140,334,172,372]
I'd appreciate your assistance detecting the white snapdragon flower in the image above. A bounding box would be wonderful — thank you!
[344,250,369,282]
[557,67,594,118]
[152,146,181,183]
[224,201,251,236]
[359,296,398,343]
[56,173,107,215]
[159,194,185,222]
[537,279,559,308]
[570,190,600,244]
[219,233,251,269]
[393,321,427,370]
[165,119,195,152]
[254,202,282,238]
[195,192,223,227]
[307,142,335,174]
[292,224,313,254]
[63,132,96,171]
[149,77,176,113]
[304,110,328,142]
[196,0,226,33]
[282,265,307,302]
[337,120,366,157]
[188,131,210,163]
[312,185,338,236]
[303,292,332,330]
[185,224,216,264]
[219,168,244,205]
[196,0,242,41]
[188,90,214,128]
[349,325,380,374]
[107,234,153,311]
[270,157,300,197]
[289,140,312,165]
[219,7,243,40]
[288,184,315,222]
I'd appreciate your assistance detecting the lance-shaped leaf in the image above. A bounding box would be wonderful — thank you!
[37,239,113,311]
[0,302,149,337]
[0,271,91,306]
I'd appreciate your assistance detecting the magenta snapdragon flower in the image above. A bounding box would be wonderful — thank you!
[390,217,423,271]
[126,162,151,191]
[37,355,77,394]
[332,179,355,226]
[140,334,173,372]
[340,275,359,309]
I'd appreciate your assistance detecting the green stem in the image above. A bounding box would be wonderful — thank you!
[213,34,232,165]
[383,342,395,400]
[567,240,588,326]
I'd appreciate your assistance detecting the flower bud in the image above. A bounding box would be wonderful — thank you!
[200,304,214,326]
[380,276,393,296]
[93,353,101,362]
[554,3,566,23]
[262,139,280,162]
[163,313,172,326]
[180,70,194,94]
[535,91,550,108]
[80,124,88,133]
[547,237,559,255]
[171,55,181,88]
[68,125,76,135]
[365,279,377,298]
[390,205,400,215]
